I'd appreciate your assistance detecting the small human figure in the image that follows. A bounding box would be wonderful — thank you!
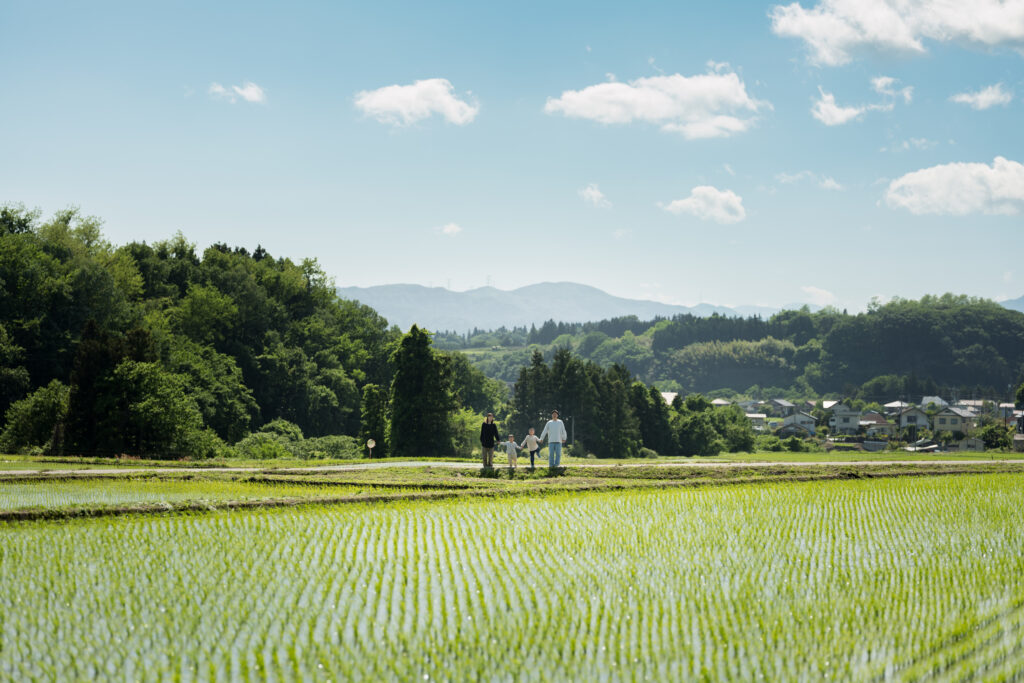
[500,434,521,472]
[479,413,500,469]
[539,410,568,468]
[520,427,542,470]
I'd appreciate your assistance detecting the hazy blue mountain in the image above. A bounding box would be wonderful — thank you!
[336,282,810,331]
[1001,295,1024,314]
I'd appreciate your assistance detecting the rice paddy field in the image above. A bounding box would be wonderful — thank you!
[3,473,1024,680]
[0,478,388,512]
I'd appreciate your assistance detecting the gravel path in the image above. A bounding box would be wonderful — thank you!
[2,459,1020,478]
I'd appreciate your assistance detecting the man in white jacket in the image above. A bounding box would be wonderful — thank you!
[538,410,567,468]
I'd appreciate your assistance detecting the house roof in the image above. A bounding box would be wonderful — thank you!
[921,396,948,407]
[821,400,839,410]
[771,398,795,407]
[884,400,909,409]
[745,413,767,420]
[955,399,986,408]
[860,412,889,424]
[660,392,678,405]
[1000,403,1016,409]
[940,406,976,419]
[898,406,929,416]
[711,398,732,406]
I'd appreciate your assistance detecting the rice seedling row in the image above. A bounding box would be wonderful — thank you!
[3,474,1024,680]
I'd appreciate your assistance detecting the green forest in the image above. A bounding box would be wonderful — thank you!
[446,298,1024,402]
[0,206,511,460]
[3,204,1023,461]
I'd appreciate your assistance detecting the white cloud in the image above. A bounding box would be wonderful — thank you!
[437,222,463,236]
[801,285,837,307]
[871,75,913,103]
[662,186,746,224]
[811,85,897,125]
[355,78,479,126]
[723,163,736,176]
[544,69,768,139]
[885,156,1024,215]
[208,81,266,104]
[777,170,844,190]
[811,87,867,125]
[771,0,1024,66]
[579,183,611,208]
[903,137,937,150]
[950,83,1013,110]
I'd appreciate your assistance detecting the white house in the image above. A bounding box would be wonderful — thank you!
[745,413,767,432]
[860,412,896,439]
[770,399,796,416]
[829,403,861,435]
[920,396,948,410]
[883,400,909,415]
[897,407,931,434]
[782,411,816,435]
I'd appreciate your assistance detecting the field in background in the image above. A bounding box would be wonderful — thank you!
[3,474,1024,679]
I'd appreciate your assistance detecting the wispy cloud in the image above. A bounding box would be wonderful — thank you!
[437,222,463,236]
[801,285,837,307]
[661,186,746,224]
[811,82,900,126]
[950,83,1013,110]
[871,76,913,103]
[776,170,844,190]
[579,183,611,208]
[208,81,266,104]
[355,78,479,126]
[544,68,769,140]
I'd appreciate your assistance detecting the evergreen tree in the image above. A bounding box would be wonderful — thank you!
[387,326,456,458]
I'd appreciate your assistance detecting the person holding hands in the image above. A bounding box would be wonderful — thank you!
[538,410,567,468]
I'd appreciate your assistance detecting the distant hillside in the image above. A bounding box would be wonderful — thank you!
[1002,295,1024,314]
[335,282,808,331]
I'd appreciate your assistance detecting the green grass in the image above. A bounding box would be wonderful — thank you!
[0,478,405,513]
[3,474,1024,679]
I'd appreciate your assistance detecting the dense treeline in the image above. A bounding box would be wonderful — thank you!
[507,349,754,458]
[0,206,506,458]
[462,299,1024,401]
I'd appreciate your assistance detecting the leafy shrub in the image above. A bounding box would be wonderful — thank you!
[258,419,304,442]
[756,435,784,452]
[638,447,659,459]
[0,380,69,454]
[234,433,293,459]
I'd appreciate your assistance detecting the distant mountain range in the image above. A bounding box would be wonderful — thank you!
[1001,295,1024,314]
[336,282,819,332]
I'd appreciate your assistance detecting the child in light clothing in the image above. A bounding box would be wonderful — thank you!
[500,434,521,470]
[520,427,542,470]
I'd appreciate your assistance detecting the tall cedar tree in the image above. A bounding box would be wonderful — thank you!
[387,326,456,458]
[358,383,388,457]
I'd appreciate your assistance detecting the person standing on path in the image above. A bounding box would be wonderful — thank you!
[538,410,567,468]
[519,427,542,470]
[479,413,500,469]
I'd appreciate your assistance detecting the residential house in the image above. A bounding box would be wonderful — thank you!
[711,398,732,407]
[897,407,931,435]
[999,403,1016,419]
[883,400,910,415]
[920,395,948,410]
[802,399,839,412]
[956,437,985,452]
[781,411,816,435]
[829,403,861,435]
[745,413,767,432]
[770,399,796,417]
[660,392,678,406]
[933,407,975,435]
[860,412,896,439]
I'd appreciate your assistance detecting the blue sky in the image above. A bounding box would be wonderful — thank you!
[2,0,1022,311]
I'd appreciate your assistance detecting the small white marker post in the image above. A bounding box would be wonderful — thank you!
[367,438,376,459]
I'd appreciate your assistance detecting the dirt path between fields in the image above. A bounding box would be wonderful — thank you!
[2,459,1021,478]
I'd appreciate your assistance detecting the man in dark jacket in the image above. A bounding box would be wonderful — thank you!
[479,413,499,468]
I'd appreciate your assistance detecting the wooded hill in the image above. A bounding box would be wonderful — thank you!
[459,297,1024,401]
[0,206,507,458]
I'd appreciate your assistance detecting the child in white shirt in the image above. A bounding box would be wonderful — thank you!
[520,427,542,469]
[500,434,521,471]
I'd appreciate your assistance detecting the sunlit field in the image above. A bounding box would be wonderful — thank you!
[3,475,1024,680]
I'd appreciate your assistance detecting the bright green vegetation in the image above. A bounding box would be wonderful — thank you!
[441,297,1024,401]
[3,474,1024,679]
[0,478,392,512]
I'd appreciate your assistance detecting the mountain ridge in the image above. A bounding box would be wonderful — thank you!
[335,282,817,331]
